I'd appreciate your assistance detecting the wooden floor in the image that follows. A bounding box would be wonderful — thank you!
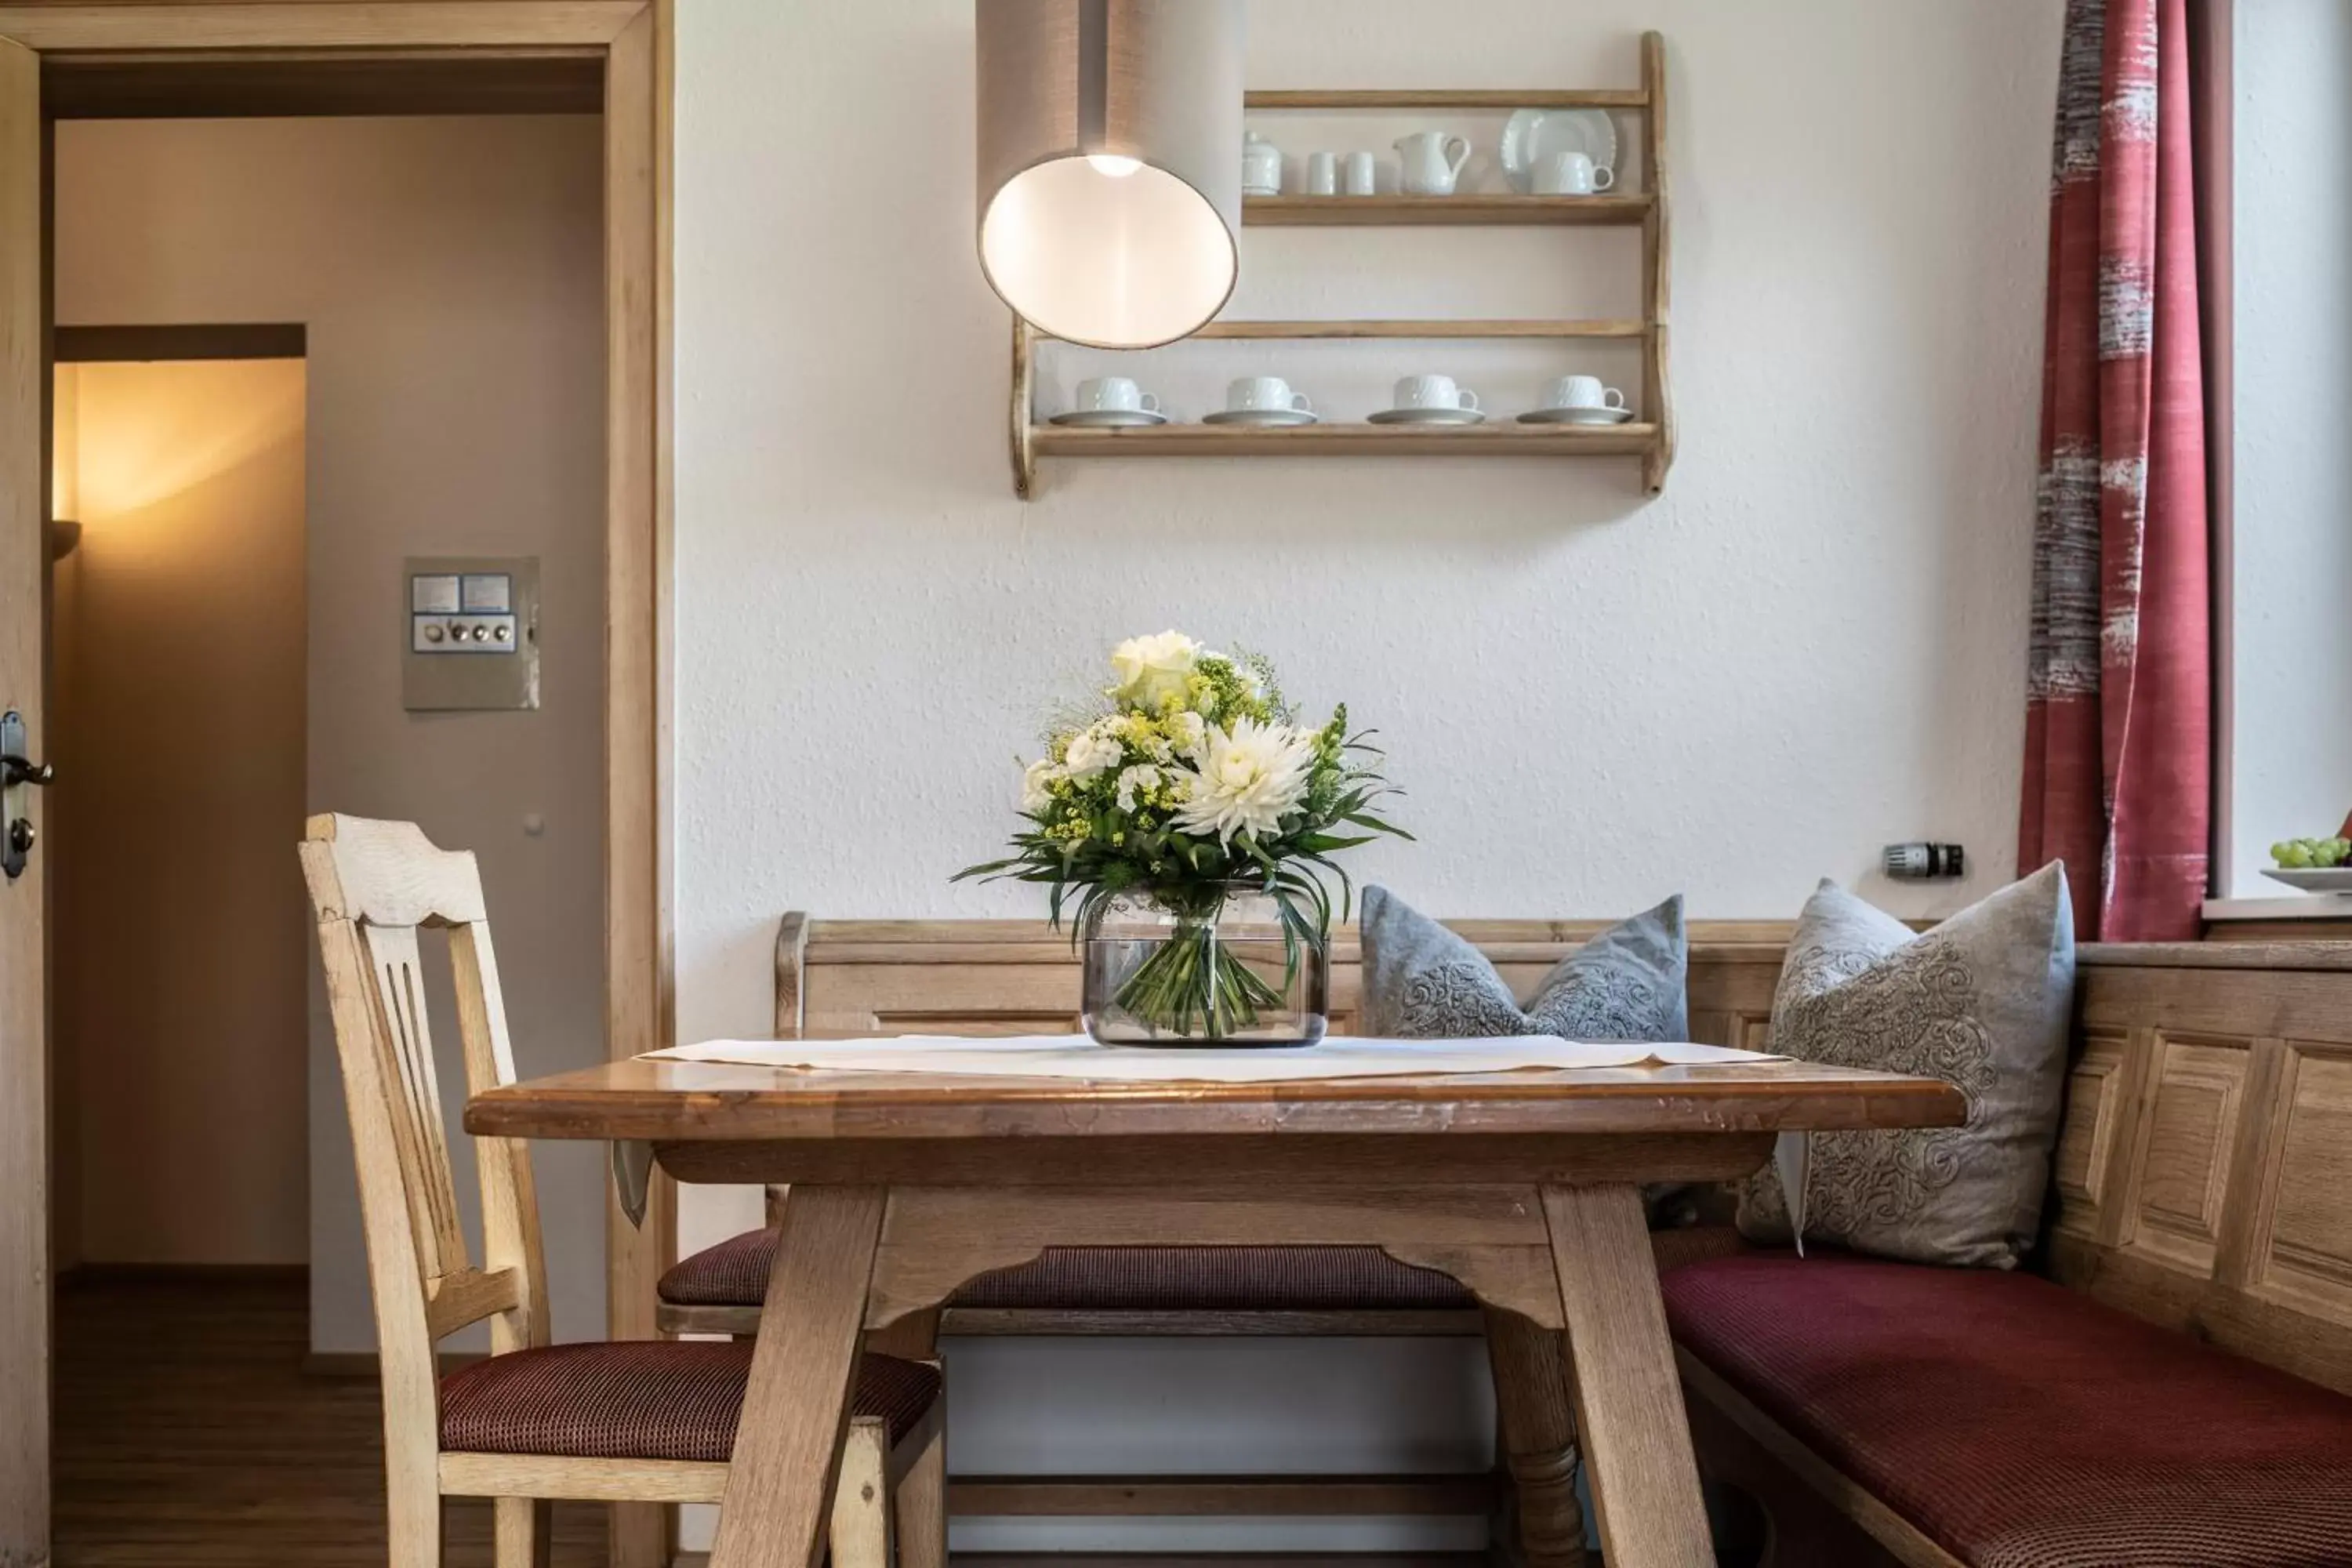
[54,1270,608,1566]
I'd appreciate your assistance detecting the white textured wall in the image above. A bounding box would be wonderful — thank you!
[2229,0,2352,894]
[675,0,2063,1551]
[56,118,609,1352]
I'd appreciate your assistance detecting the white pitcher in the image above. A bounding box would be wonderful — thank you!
[1394,131,1471,195]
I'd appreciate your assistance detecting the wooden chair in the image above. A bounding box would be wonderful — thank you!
[300,815,946,1568]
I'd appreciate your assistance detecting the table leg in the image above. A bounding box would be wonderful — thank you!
[1484,1307,1589,1568]
[1539,1184,1711,1568]
[708,1184,887,1568]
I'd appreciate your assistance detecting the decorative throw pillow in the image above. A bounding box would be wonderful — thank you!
[1359,886,1689,1043]
[1735,862,2076,1269]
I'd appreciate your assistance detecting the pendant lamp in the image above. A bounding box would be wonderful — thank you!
[976,0,1246,349]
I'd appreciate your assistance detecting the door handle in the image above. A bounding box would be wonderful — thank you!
[1,710,45,881]
[2,753,51,789]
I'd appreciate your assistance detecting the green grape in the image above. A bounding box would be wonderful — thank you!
[2281,844,2316,869]
[2274,841,2295,863]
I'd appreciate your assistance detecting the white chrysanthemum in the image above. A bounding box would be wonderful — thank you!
[1109,630,1201,709]
[1171,718,1316,846]
[1061,723,1123,782]
[1020,758,1059,814]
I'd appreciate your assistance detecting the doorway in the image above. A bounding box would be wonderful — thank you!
[50,339,310,1279]
[0,13,675,1567]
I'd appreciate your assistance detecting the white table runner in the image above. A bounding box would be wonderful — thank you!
[644,1033,1787,1083]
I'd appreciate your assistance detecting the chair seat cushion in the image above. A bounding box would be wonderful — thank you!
[1664,1253,2352,1567]
[659,1231,1475,1312]
[439,1341,939,1464]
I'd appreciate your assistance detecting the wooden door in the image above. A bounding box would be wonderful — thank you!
[0,32,46,1566]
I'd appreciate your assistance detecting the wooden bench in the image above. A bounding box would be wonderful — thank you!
[1669,942,2352,1566]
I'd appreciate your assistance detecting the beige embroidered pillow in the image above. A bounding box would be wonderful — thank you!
[1736,862,2076,1269]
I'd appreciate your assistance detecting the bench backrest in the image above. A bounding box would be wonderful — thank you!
[773,916,2352,1398]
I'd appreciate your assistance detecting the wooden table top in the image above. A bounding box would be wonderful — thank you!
[466,1054,1966,1144]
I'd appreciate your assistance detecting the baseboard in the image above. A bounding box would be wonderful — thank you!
[302,1350,487,1380]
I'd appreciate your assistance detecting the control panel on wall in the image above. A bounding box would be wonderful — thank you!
[405,557,540,712]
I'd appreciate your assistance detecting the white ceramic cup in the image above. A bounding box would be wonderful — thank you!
[1343,151,1379,196]
[1075,376,1161,416]
[1532,151,1615,197]
[1305,152,1339,196]
[1394,374,1479,412]
[1228,376,1312,414]
[1544,375,1628,412]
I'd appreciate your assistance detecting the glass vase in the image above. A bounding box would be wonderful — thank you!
[1082,886,1329,1047]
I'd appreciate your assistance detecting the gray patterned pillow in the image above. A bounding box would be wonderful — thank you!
[1735,862,2076,1269]
[1359,887,1689,1042]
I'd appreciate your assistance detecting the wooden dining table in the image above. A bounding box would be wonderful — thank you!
[466,1054,1965,1568]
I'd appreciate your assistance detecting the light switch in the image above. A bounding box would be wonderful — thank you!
[405,556,539,711]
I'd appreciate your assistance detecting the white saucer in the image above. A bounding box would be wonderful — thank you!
[1202,408,1319,427]
[1367,406,1487,426]
[1049,408,1170,429]
[1516,405,1634,426]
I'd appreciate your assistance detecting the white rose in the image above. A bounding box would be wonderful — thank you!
[1109,630,1201,710]
[1020,758,1059,814]
[1061,724,1123,782]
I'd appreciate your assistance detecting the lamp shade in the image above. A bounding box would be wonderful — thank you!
[976,0,1244,349]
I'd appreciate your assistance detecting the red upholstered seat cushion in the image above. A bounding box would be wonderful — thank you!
[1664,1253,2352,1567]
[439,1341,939,1463]
[659,1230,1474,1312]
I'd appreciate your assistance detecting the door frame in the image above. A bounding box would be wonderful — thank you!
[0,5,676,1565]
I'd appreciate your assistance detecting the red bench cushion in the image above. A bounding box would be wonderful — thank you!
[1664,1254,2352,1567]
[440,1341,938,1463]
[660,1230,1474,1312]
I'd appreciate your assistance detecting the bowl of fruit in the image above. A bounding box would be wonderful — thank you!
[2266,818,2352,891]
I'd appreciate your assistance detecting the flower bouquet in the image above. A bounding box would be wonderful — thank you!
[956,631,1407,1046]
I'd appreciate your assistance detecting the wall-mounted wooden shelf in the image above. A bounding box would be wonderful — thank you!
[1010,32,1675,501]
[1191,319,1649,341]
[1033,423,1661,459]
[1244,194,1651,227]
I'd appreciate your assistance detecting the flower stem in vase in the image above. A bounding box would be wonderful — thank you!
[1112,915,1288,1040]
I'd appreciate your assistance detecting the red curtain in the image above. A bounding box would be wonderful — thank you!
[2022,0,2212,942]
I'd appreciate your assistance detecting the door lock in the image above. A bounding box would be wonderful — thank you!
[1,710,49,881]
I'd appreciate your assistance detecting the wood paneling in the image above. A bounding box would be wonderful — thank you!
[2259,1042,2352,1311]
[2045,965,2352,1396]
[2124,1034,2251,1273]
[2053,1028,2128,1232]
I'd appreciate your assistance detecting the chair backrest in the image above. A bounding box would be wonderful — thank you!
[300,814,548,1412]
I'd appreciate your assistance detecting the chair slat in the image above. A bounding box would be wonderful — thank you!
[359,923,470,1282]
